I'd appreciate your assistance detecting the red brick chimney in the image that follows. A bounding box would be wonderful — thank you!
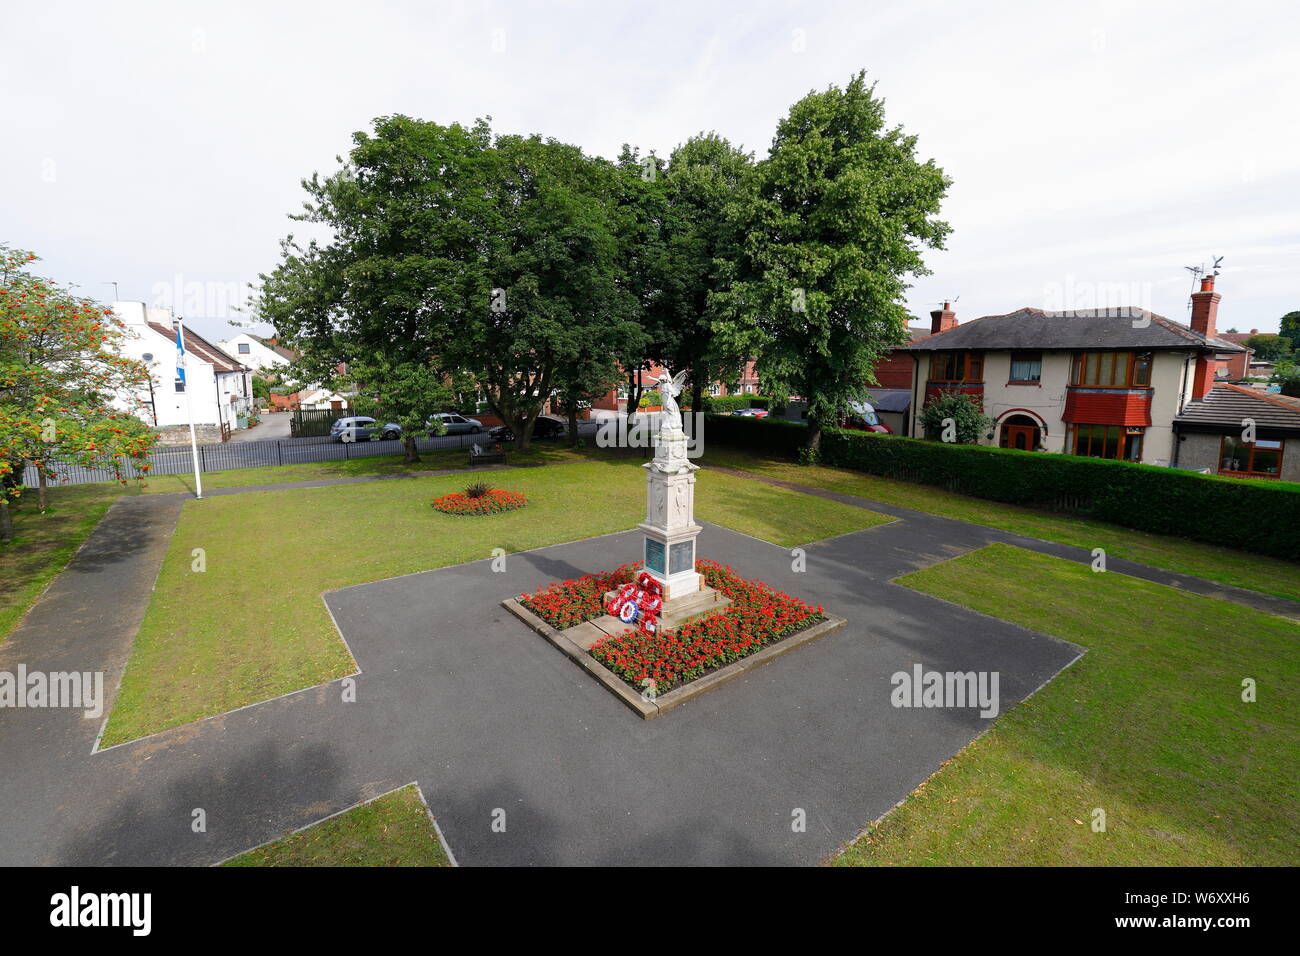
[930,301,957,335]
[1190,274,1220,340]
[1189,275,1222,400]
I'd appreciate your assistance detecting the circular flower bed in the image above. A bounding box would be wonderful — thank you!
[432,488,527,515]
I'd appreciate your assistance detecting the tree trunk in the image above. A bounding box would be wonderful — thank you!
[566,399,579,447]
[403,435,420,464]
[37,465,48,513]
[690,380,703,417]
[625,369,642,429]
[0,498,12,543]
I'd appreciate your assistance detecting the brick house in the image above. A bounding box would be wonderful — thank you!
[900,275,1247,465]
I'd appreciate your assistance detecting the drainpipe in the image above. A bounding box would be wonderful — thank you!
[909,354,920,437]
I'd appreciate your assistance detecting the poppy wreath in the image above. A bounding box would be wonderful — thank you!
[432,488,528,515]
[604,571,665,636]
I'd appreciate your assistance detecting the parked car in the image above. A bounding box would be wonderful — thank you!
[489,415,567,442]
[840,400,892,434]
[329,416,402,442]
[729,407,769,418]
[427,412,484,436]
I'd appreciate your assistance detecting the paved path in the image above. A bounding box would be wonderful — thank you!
[2,463,1294,865]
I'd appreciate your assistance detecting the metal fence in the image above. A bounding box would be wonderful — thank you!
[20,431,511,488]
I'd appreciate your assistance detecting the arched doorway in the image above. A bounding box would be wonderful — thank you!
[999,414,1041,451]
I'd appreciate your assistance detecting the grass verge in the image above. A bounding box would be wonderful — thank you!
[835,542,1298,866]
[703,447,1300,602]
[101,458,887,745]
[1,484,126,642]
[221,785,450,866]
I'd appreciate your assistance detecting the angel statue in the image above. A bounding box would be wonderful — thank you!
[656,368,689,433]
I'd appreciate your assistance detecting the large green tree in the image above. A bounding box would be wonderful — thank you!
[1278,311,1300,351]
[713,72,951,450]
[660,133,755,413]
[1244,333,1292,363]
[256,116,637,452]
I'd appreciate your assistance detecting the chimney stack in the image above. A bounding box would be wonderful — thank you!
[1190,274,1220,340]
[930,301,958,335]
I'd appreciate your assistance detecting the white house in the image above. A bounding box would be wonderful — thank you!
[295,387,350,411]
[217,332,295,373]
[112,301,253,437]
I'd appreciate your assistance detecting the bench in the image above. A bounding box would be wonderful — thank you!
[469,446,507,467]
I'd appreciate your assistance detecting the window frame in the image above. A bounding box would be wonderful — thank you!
[1070,350,1154,388]
[929,351,984,385]
[1008,351,1043,384]
[1218,435,1285,478]
[1069,423,1145,461]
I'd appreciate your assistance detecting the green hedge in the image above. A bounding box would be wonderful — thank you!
[703,415,1300,560]
[700,394,772,414]
[703,413,807,456]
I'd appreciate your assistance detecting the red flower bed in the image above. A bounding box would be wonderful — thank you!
[520,563,640,630]
[522,559,825,694]
[432,488,527,515]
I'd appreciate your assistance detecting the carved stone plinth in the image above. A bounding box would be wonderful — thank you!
[641,427,701,599]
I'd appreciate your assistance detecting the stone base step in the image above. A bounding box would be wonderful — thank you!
[601,585,733,634]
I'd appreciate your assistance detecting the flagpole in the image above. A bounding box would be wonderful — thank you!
[177,317,204,499]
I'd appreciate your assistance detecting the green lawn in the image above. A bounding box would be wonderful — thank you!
[221,785,451,866]
[836,542,1298,866]
[1,484,127,641]
[0,444,614,643]
[703,447,1300,602]
[137,441,595,494]
[101,457,889,746]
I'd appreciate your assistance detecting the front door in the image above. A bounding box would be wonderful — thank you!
[1001,423,1038,450]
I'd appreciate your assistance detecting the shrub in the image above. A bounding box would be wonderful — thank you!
[919,389,993,443]
[463,480,491,499]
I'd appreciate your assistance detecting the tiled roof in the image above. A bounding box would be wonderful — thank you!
[147,322,248,374]
[1175,383,1300,431]
[903,308,1245,353]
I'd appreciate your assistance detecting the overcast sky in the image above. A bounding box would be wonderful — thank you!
[5,0,1297,344]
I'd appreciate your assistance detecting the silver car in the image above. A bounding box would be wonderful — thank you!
[330,416,402,442]
[427,413,484,435]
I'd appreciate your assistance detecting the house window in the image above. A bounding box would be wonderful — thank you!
[237,342,250,354]
[1008,351,1042,383]
[1069,424,1144,461]
[1220,436,1284,478]
[929,351,983,384]
[1070,351,1153,388]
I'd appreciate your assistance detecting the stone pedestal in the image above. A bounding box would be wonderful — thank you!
[640,425,701,600]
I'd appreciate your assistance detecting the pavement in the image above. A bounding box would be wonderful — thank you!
[1,465,1294,866]
[228,413,292,442]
